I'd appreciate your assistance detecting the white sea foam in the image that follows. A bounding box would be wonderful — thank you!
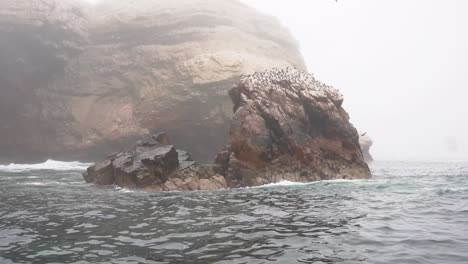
[256,180,312,188]
[0,159,92,172]
[23,182,48,186]
[255,178,382,189]
[114,186,136,193]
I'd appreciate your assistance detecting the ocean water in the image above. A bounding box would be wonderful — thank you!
[0,160,467,264]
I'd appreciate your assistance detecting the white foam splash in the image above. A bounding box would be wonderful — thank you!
[255,180,312,188]
[255,179,380,188]
[114,186,136,193]
[0,159,92,172]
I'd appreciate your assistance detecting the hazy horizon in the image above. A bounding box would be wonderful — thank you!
[242,0,468,162]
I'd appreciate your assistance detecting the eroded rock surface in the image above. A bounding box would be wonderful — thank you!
[215,68,371,188]
[83,133,227,191]
[84,69,371,192]
[0,0,305,163]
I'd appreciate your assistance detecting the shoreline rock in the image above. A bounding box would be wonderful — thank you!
[215,68,370,187]
[83,133,227,191]
[84,68,371,191]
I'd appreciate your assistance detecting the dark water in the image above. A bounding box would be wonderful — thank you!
[1,160,468,264]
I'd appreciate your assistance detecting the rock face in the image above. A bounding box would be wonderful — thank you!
[359,134,374,162]
[215,68,371,188]
[0,0,305,163]
[83,133,227,191]
[84,69,370,191]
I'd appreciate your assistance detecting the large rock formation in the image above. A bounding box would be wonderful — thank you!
[84,68,370,191]
[215,68,370,188]
[83,133,227,191]
[0,0,305,163]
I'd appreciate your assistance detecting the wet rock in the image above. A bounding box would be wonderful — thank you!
[83,133,227,191]
[216,68,371,187]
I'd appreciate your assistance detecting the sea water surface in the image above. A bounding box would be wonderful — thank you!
[1,160,467,263]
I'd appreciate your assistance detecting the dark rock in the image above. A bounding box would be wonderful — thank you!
[83,133,227,191]
[83,159,113,185]
[215,68,371,187]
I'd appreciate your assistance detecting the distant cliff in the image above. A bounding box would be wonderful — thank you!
[0,0,305,163]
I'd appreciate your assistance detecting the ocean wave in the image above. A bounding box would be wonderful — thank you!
[114,186,136,193]
[256,180,313,188]
[0,159,92,172]
[254,178,384,189]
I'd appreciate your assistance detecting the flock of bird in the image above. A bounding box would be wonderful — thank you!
[238,67,341,97]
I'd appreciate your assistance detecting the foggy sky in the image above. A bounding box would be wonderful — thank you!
[81,0,468,161]
[242,0,468,161]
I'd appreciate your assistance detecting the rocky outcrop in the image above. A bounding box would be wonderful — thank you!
[359,133,374,162]
[84,68,370,191]
[215,68,371,188]
[0,0,305,163]
[83,133,227,191]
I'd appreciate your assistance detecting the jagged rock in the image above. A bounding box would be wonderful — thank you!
[84,67,371,192]
[359,133,374,162]
[215,68,371,187]
[0,0,305,163]
[83,133,227,191]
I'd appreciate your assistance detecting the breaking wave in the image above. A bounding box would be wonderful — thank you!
[0,159,92,172]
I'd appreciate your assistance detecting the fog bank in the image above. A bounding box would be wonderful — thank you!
[243,0,468,161]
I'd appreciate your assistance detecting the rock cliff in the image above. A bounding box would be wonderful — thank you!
[215,68,370,187]
[0,0,305,163]
[84,68,370,191]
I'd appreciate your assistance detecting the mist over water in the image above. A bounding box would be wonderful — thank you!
[1,161,467,263]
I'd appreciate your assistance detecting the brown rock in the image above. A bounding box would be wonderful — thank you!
[186,178,200,191]
[198,179,219,191]
[212,175,228,189]
[216,68,371,187]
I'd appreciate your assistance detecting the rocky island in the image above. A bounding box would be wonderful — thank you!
[84,68,370,191]
[0,0,370,190]
[215,68,370,188]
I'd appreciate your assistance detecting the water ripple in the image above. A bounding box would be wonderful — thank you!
[0,161,467,263]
